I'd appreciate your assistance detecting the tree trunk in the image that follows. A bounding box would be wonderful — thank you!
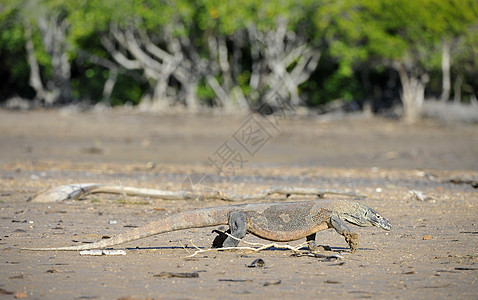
[440,41,451,102]
[453,75,463,103]
[24,21,51,104]
[102,69,117,104]
[37,13,72,104]
[395,62,428,123]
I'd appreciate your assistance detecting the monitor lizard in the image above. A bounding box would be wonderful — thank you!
[22,200,391,253]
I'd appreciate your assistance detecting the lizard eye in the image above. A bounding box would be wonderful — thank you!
[377,215,381,219]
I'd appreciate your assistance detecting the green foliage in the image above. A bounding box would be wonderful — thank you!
[110,73,145,106]
[301,51,364,106]
[196,79,216,106]
[0,7,27,79]
[70,62,104,102]
[317,0,478,67]
[237,71,252,97]
[0,0,477,109]
[196,0,317,35]
[0,3,33,99]
[313,0,478,108]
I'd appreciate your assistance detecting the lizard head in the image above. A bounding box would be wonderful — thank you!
[342,202,392,230]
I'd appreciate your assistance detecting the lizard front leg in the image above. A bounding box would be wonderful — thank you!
[330,213,359,253]
[212,210,247,248]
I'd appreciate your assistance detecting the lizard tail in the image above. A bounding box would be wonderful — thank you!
[22,206,230,251]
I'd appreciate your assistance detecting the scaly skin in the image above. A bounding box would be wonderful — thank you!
[22,200,391,252]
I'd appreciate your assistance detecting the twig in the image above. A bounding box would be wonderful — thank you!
[185,244,306,258]
[185,232,307,258]
[178,240,192,255]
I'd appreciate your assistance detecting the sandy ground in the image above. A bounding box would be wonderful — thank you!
[0,109,477,299]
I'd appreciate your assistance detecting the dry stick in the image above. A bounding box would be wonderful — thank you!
[31,184,366,203]
[185,232,308,258]
[424,172,478,188]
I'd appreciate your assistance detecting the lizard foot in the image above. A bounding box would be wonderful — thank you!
[211,229,230,248]
[344,232,359,253]
[308,240,332,253]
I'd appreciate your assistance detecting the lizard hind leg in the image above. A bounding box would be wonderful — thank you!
[212,210,247,248]
[330,213,359,253]
[306,233,318,251]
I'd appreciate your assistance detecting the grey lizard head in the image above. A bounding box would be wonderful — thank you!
[342,202,392,230]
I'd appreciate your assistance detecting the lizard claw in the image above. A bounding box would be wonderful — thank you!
[344,232,359,253]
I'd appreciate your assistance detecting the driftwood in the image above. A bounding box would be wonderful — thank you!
[30,183,365,203]
[424,173,478,188]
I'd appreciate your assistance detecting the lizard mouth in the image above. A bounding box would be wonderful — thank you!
[375,218,392,231]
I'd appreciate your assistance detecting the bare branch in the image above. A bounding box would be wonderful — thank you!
[139,29,175,63]
[123,28,163,72]
[30,183,365,203]
[100,34,141,70]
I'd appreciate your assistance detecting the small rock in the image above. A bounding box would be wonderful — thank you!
[324,280,340,284]
[46,268,60,273]
[247,258,265,268]
[14,291,28,298]
[409,190,435,202]
[263,280,281,286]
